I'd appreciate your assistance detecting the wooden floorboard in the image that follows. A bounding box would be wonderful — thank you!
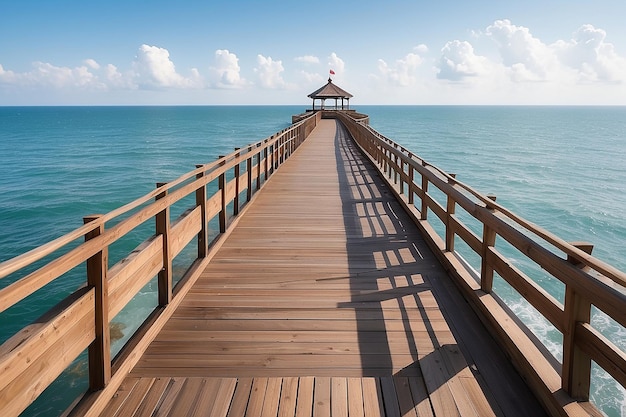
[100,119,547,416]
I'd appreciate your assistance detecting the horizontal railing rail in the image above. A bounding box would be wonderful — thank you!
[335,110,626,417]
[0,111,321,417]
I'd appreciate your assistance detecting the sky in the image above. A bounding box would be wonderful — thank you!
[1,0,626,105]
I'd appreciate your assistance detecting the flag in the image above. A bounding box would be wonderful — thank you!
[329,69,335,75]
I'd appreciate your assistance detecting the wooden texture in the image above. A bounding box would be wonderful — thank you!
[0,289,96,417]
[95,120,546,416]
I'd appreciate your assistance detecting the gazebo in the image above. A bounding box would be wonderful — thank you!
[307,78,353,111]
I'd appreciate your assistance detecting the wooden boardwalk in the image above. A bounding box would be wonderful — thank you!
[100,120,547,416]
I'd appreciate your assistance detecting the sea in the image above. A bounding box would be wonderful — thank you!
[1,105,625,417]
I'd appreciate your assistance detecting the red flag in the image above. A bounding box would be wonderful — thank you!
[329,69,336,75]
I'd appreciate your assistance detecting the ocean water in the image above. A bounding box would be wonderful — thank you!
[1,105,625,416]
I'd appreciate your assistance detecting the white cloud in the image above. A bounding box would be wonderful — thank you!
[84,59,100,70]
[436,40,490,81]
[209,49,247,88]
[103,64,132,89]
[486,19,559,82]
[0,64,18,84]
[553,24,626,83]
[254,54,287,89]
[132,44,198,89]
[0,61,105,89]
[414,44,429,54]
[377,48,426,86]
[295,55,320,65]
[484,20,626,84]
[328,52,345,75]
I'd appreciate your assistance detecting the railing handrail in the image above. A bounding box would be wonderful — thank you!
[0,111,321,417]
[355,117,626,288]
[0,118,310,281]
[335,110,626,417]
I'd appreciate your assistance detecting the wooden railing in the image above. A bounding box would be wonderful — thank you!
[335,111,626,417]
[0,111,321,417]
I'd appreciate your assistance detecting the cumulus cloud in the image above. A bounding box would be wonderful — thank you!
[295,55,320,65]
[132,44,199,89]
[1,43,206,96]
[254,55,287,89]
[328,52,345,75]
[553,24,626,83]
[209,49,247,88]
[377,45,427,86]
[437,40,490,81]
[484,20,626,84]
[84,59,100,70]
[414,44,429,54]
[0,64,18,84]
[103,64,131,89]
[486,19,559,82]
[0,61,106,89]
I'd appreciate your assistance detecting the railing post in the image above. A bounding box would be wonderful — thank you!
[83,215,111,391]
[234,148,241,216]
[399,158,405,195]
[420,171,428,220]
[256,143,262,190]
[218,156,227,233]
[155,183,172,306]
[247,145,253,202]
[445,174,457,252]
[381,148,387,176]
[195,166,208,259]
[274,137,279,170]
[264,141,269,181]
[562,243,594,400]
[480,194,498,292]
[408,153,415,205]
[269,138,275,173]
[393,151,399,185]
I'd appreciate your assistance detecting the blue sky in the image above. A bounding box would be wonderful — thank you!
[1,0,625,105]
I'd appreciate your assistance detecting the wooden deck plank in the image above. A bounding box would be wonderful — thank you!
[313,377,331,417]
[98,377,140,417]
[347,378,365,417]
[227,378,253,417]
[278,377,298,417]
[131,377,170,417]
[408,376,435,417]
[331,377,348,417]
[96,119,547,417]
[362,378,384,417]
[168,378,204,417]
[295,377,314,417]
[187,378,222,417]
[392,377,418,417]
[261,378,282,417]
[111,378,156,417]
[380,376,402,417]
[245,377,268,417]
[152,377,185,417]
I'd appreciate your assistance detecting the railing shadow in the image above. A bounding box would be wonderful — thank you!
[332,119,547,416]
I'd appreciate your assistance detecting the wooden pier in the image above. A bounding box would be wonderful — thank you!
[1,110,624,417]
[97,119,542,416]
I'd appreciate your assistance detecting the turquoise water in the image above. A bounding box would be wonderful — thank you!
[1,105,625,416]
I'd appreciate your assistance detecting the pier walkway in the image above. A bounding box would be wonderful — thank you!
[98,120,545,416]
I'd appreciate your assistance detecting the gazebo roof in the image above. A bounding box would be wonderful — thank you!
[307,78,353,99]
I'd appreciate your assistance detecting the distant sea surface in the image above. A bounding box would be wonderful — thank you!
[1,105,625,416]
